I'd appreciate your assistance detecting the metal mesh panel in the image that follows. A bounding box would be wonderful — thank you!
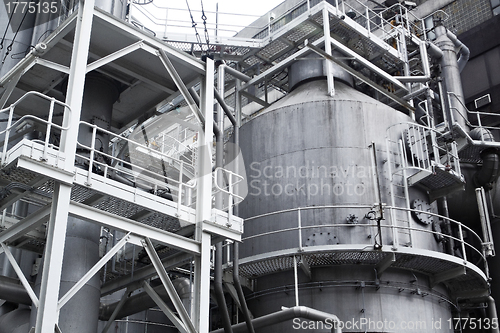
[237,249,488,295]
[282,21,319,43]
[392,253,457,274]
[0,167,40,184]
[257,39,290,60]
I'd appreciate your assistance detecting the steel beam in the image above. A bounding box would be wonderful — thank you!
[0,12,77,88]
[158,49,204,125]
[68,202,200,255]
[298,256,311,280]
[35,59,70,74]
[101,286,133,333]
[93,8,205,73]
[58,233,132,310]
[142,281,189,333]
[376,252,396,275]
[86,41,143,73]
[430,266,466,288]
[239,91,270,108]
[142,237,196,333]
[241,36,326,90]
[327,37,407,92]
[0,205,50,244]
[306,42,415,112]
[100,251,193,296]
[0,242,39,307]
[0,72,22,109]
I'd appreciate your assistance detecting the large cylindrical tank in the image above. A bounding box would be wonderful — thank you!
[238,76,453,332]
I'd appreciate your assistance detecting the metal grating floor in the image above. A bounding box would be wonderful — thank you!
[0,165,182,244]
[233,248,488,295]
[416,167,464,192]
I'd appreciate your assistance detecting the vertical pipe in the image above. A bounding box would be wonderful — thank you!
[214,63,233,333]
[293,256,299,307]
[322,7,335,97]
[488,296,500,333]
[434,24,468,130]
[232,68,255,333]
[438,197,455,256]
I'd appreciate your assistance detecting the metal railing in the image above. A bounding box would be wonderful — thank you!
[76,121,196,212]
[448,92,500,141]
[0,91,72,165]
[76,121,243,216]
[213,166,245,211]
[241,204,489,276]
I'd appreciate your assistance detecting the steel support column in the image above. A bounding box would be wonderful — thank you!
[35,0,95,331]
[192,57,214,333]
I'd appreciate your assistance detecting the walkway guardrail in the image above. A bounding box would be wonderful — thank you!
[448,92,500,141]
[241,204,489,277]
[76,121,196,213]
[0,91,72,165]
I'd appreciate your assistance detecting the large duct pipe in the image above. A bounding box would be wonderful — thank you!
[210,306,342,333]
[470,128,500,188]
[0,308,31,333]
[0,276,32,306]
[488,297,500,333]
[232,118,255,333]
[434,24,468,130]
[446,31,470,73]
[99,278,192,321]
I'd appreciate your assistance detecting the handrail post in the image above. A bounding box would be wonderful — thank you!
[458,223,467,262]
[298,208,302,251]
[366,7,370,34]
[228,171,233,226]
[293,255,300,307]
[86,125,97,186]
[42,98,56,161]
[177,161,184,217]
[1,106,14,165]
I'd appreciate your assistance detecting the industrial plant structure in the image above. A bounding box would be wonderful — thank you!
[0,0,500,332]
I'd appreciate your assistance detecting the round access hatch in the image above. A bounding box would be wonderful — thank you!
[410,198,434,225]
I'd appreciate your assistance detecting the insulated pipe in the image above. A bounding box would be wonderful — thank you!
[488,296,500,333]
[446,31,470,73]
[438,197,455,256]
[99,279,190,321]
[232,119,255,333]
[219,65,251,83]
[0,276,32,306]
[214,89,237,126]
[189,87,221,137]
[470,128,500,187]
[0,308,31,333]
[214,63,233,333]
[434,24,468,129]
[426,41,444,59]
[210,306,342,333]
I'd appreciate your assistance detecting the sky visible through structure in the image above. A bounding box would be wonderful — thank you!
[133,0,286,37]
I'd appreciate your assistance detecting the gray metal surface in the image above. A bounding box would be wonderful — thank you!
[288,52,353,90]
[235,79,481,332]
